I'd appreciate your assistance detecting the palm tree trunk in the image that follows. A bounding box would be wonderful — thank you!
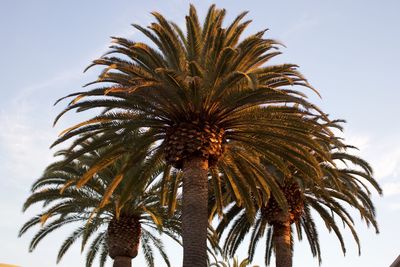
[107,215,140,267]
[273,221,292,267]
[182,156,209,267]
[113,256,132,267]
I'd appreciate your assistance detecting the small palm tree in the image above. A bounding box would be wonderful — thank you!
[20,144,180,267]
[52,5,335,266]
[216,133,382,267]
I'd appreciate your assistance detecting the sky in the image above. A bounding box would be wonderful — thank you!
[0,0,399,266]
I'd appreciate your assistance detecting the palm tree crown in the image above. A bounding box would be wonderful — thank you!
[51,4,339,266]
[53,4,332,213]
[215,130,382,266]
[20,144,179,267]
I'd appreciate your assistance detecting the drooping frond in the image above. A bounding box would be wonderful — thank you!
[214,123,381,265]
[20,141,181,267]
[50,4,336,215]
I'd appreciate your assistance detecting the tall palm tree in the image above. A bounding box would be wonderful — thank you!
[52,5,335,266]
[20,145,180,267]
[215,136,382,267]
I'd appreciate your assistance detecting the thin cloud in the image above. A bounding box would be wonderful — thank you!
[0,104,54,187]
[345,132,400,182]
[383,182,400,197]
[279,14,318,41]
[0,16,149,191]
[388,202,400,211]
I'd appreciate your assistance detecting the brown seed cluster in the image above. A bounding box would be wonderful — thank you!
[261,181,304,224]
[107,214,141,259]
[164,121,225,168]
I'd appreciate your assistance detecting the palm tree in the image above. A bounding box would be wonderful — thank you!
[20,145,180,267]
[215,135,382,267]
[52,5,335,266]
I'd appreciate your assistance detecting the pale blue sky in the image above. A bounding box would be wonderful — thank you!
[0,1,399,266]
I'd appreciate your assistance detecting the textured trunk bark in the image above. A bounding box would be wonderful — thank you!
[182,156,209,267]
[107,215,140,267]
[113,256,132,267]
[273,221,292,267]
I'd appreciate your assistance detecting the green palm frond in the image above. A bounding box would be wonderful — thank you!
[23,4,382,267]
[49,4,335,216]
[215,126,381,265]
[20,140,180,267]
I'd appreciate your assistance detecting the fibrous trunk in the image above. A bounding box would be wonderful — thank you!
[261,180,304,224]
[164,120,224,266]
[182,156,209,267]
[107,214,141,267]
[113,256,132,267]
[273,221,292,267]
[164,121,224,168]
[261,180,302,267]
